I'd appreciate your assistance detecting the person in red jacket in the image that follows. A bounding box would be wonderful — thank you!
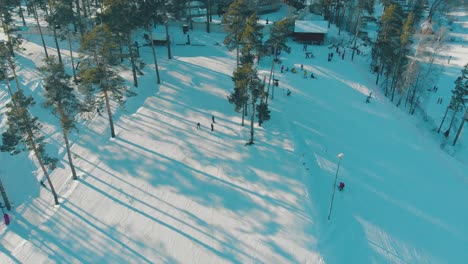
[338,182,345,191]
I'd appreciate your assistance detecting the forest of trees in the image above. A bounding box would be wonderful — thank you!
[318,0,467,143]
[0,0,467,209]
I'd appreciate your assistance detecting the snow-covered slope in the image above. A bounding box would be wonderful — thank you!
[1,4,467,264]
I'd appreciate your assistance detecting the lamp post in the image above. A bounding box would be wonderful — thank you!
[328,153,344,221]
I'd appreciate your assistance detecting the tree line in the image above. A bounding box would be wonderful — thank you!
[321,0,467,145]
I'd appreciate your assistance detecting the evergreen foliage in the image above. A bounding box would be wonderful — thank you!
[79,25,136,138]
[1,91,58,170]
[451,64,468,110]
[265,18,291,59]
[223,0,254,66]
[41,56,81,180]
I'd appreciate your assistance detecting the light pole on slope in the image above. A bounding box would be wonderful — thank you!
[328,153,344,221]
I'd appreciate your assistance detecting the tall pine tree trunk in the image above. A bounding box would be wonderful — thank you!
[7,54,21,92]
[27,129,59,205]
[58,104,78,180]
[453,112,467,146]
[1,17,15,57]
[74,0,84,36]
[126,34,138,87]
[11,90,58,205]
[32,5,49,59]
[241,102,245,126]
[438,105,450,133]
[148,27,160,85]
[70,1,77,33]
[248,92,256,145]
[0,178,11,211]
[4,75,14,97]
[391,50,404,102]
[266,45,276,104]
[67,30,78,82]
[63,128,77,180]
[82,0,88,18]
[18,5,26,26]
[376,59,384,85]
[236,40,240,68]
[351,12,362,61]
[52,26,63,64]
[165,20,172,59]
[102,70,116,138]
[445,105,460,136]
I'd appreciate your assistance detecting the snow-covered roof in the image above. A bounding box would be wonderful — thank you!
[294,20,329,34]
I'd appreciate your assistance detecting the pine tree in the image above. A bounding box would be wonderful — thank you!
[46,1,64,64]
[0,35,22,98]
[1,91,60,205]
[390,12,414,102]
[0,42,14,97]
[372,4,403,89]
[73,0,85,35]
[228,63,250,126]
[41,56,81,180]
[256,101,270,126]
[241,13,264,62]
[0,177,11,211]
[48,0,79,82]
[136,0,164,85]
[445,64,468,138]
[229,17,263,143]
[79,25,136,138]
[102,0,141,87]
[453,109,467,146]
[247,70,262,145]
[0,0,23,57]
[222,0,254,67]
[27,0,50,58]
[265,18,291,103]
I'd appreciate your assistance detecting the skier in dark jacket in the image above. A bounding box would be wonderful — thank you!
[338,182,345,191]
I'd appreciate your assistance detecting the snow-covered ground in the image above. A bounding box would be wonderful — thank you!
[1,4,467,264]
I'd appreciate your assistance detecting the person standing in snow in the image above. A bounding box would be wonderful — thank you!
[338,182,345,191]
[197,122,201,129]
[211,123,214,131]
[212,115,215,123]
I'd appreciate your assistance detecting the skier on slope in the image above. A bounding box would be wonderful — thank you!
[338,182,345,191]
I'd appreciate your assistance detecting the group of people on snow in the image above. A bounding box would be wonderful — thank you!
[197,115,216,131]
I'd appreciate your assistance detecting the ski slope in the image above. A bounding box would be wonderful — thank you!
[1,4,467,264]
